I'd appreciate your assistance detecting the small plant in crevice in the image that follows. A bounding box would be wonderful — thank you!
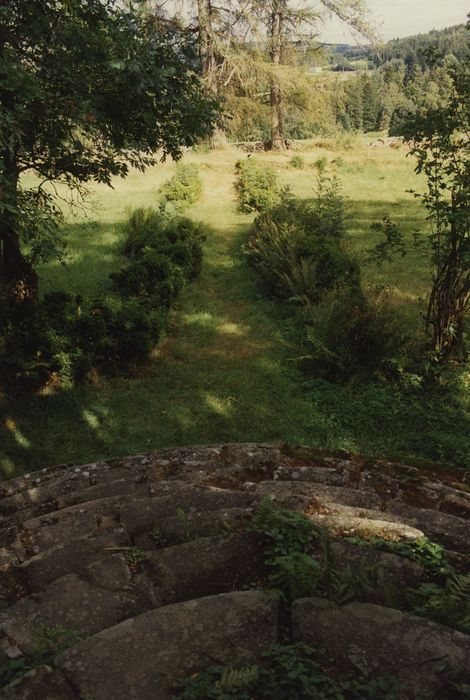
[151,525,167,547]
[208,520,237,539]
[407,574,470,634]
[0,625,81,688]
[450,680,470,699]
[250,498,383,605]
[250,496,320,601]
[124,547,150,573]
[175,508,196,544]
[342,533,470,633]
[174,643,403,699]
[343,534,453,577]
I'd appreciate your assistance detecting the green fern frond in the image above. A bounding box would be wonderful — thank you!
[252,495,276,532]
[447,574,470,600]
[216,666,259,690]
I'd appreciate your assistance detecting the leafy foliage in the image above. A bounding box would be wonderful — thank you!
[397,56,470,359]
[369,218,408,266]
[343,535,453,577]
[407,574,470,633]
[175,643,402,699]
[342,532,470,632]
[0,625,81,688]
[251,497,384,604]
[0,0,217,301]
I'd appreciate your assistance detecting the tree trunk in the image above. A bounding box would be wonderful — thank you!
[0,157,38,303]
[425,212,470,359]
[197,0,217,96]
[269,4,285,151]
[197,0,227,147]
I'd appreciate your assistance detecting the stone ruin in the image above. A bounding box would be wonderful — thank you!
[0,443,468,698]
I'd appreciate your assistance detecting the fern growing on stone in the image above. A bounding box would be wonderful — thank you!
[407,574,470,633]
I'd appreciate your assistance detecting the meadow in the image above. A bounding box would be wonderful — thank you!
[1,136,469,477]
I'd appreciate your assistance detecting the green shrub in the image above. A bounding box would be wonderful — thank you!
[160,163,202,206]
[81,208,204,370]
[244,177,358,305]
[111,252,186,305]
[289,155,305,169]
[313,156,328,172]
[303,284,407,381]
[77,295,166,367]
[120,208,204,280]
[244,172,408,382]
[235,158,281,212]
[0,292,87,389]
[0,207,205,390]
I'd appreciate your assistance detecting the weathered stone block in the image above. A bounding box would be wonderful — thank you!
[58,591,279,700]
[292,598,470,698]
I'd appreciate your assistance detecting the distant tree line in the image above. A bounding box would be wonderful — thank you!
[189,18,469,140]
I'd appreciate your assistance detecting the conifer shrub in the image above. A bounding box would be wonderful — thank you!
[120,208,204,280]
[235,159,281,212]
[244,172,406,380]
[160,163,203,206]
[76,295,166,368]
[244,174,358,305]
[0,208,205,389]
[303,284,407,381]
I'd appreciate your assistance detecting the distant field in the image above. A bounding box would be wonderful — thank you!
[1,137,468,477]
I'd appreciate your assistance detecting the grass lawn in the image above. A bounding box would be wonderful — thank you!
[1,137,469,477]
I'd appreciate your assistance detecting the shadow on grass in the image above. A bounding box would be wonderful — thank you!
[1,201,469,478]
[39,221,122,298]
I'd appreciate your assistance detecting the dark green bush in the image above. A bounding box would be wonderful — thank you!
[77,295,166,367]
[303,284,407,381]
[111,252,186,305]
[160,163,202,206]
[120,208,204,280]
[244,173,407,382]
[0,208,205,390]
[244,176,358,305]
[235,158,281,212]
[0,293,87,389]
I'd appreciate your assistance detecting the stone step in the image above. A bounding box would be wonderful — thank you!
[0,444,468,699]
[0,554,156,655]
[292,597,470,699]
[56,591,279,700]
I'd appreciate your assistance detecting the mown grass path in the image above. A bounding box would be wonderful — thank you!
[1,142,469,476]
[1,150,314,475]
